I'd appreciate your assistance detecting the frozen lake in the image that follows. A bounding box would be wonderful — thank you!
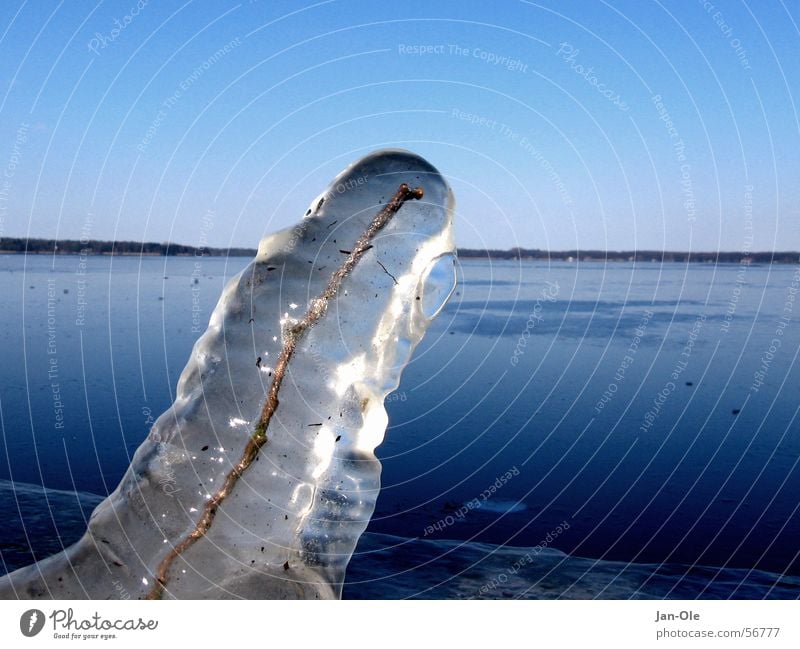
[1,253,798,596]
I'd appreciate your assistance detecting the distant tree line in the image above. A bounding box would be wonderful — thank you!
[457,247,799,264]
[1,238,797,264]
[0,237,257,257]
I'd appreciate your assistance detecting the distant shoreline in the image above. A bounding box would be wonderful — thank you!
[1,237,798,264]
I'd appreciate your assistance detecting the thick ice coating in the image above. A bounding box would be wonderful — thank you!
[0,150,456,599]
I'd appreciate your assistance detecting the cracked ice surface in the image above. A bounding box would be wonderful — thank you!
[0,150,456,599]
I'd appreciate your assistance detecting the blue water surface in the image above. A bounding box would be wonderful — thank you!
[1,253,798,595]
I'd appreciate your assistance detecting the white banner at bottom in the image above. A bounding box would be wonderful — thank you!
[0,600,797,648]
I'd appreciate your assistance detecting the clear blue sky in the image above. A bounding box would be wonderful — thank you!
[0,0,797,251]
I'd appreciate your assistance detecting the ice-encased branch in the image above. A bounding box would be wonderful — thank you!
[0,150,456,599]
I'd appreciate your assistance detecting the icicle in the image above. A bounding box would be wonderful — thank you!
[0,149,456,599]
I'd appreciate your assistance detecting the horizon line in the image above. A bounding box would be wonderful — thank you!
[1,236,798,260]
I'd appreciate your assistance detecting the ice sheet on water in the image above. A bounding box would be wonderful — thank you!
[0,480,103,574]
[0,150,456,599]
[474,499,528,514]
[345,534,800,600]
[4,481,797,600]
